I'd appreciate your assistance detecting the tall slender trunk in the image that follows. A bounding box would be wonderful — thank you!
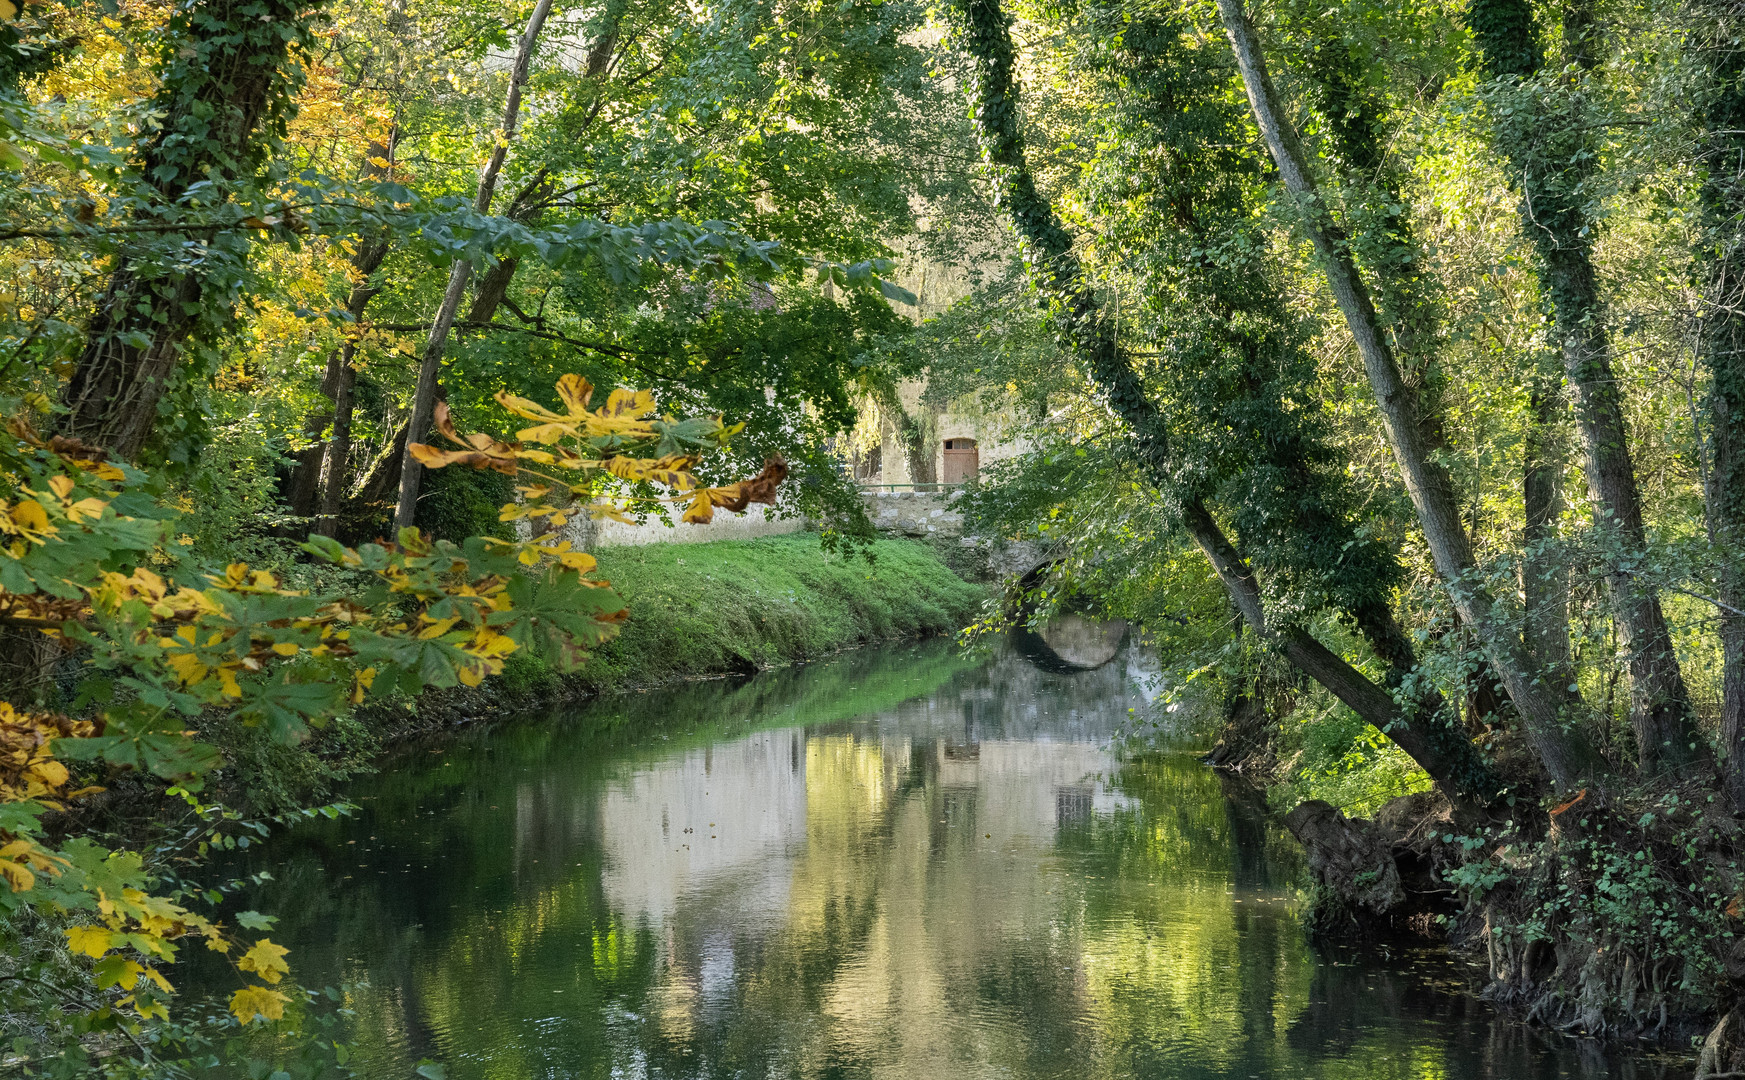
[1213,0,1598,790]
[279,135,400,534]
[1467,0,1707,774]
[1522,371,1573,677]
[313,232,393,536]
[949,0,1503,807]
[1692,10,1745,805]
[392,0,555,533]
[60,0,321,458]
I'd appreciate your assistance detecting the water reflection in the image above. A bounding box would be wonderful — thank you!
[208,642,1666,1080]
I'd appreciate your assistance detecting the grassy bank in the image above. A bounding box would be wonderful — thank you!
[582,533,984,684]
[397,533,986,734]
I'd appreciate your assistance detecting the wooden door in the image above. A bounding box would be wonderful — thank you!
[942,438,979,484]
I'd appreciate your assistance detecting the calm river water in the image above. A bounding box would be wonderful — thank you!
[207,640,1670,1080]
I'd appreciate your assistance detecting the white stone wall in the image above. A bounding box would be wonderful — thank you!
[563,505,806,549]
[863,490,963,537]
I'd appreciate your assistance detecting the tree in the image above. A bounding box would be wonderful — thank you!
[945,0,1500,808]
[59,0,325,461]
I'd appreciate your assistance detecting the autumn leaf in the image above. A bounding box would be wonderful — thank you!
[229,985,290,1024]
[64,925,114,958]
[237,938,291,984]
[553,373,594,414]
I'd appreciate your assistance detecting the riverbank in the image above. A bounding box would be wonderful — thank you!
[364,533,988,741]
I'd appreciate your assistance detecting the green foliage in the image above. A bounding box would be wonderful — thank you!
[1271,688,1435,819]
[414,459,513,545]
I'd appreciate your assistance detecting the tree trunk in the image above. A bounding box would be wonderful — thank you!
[1692,10,1745,806]
[275,136,400,535]
[312,231,392,537]
[59,0,320,459]
[1213,0,1600,791]
[949,0,1503,809]
[1522,371,1573,677]
[392,0,555,533]
[1467,0,1707,775]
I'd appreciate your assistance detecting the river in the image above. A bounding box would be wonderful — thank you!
[207,640,1670,1079]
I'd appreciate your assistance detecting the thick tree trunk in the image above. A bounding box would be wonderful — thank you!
[60,0,319,459]
[392,0,555,533]
[1467,0,1707,775]
[1558,252,1703,772]
[950,0,1503,808]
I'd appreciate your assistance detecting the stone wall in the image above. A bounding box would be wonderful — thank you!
[863,490,963,537]
[566,505,806,549]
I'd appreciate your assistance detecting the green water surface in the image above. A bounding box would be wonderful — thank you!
[212,641,1667,1080]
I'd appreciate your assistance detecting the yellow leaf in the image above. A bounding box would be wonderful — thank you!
[495,391,571,424]
[0,860,35,892]
[554,373,595,414]
[682,491,715,524]
[229,985,290,1024]
[417,616,459,640]
[48,474,73,500]
[556,549,597,573]
[10,499,53,540]
[66,497,108,522]
[237,938,291,984]
[350,666,377,705]
[165,651,208,686]
[26,759,68,789]
[602,387,655,418]
[514,421,578,444]
[270,642,299,657]
[65,925,114,958]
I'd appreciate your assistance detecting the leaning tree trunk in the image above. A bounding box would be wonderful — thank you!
[1213,0,1600,791]
[1467,0,1707,775]
[392,0,555,532]
[60,0,322,459]
[948,0,1503,810]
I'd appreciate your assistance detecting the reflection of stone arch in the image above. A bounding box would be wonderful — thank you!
[1008,557,1129,671]
[942,438,979,484]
